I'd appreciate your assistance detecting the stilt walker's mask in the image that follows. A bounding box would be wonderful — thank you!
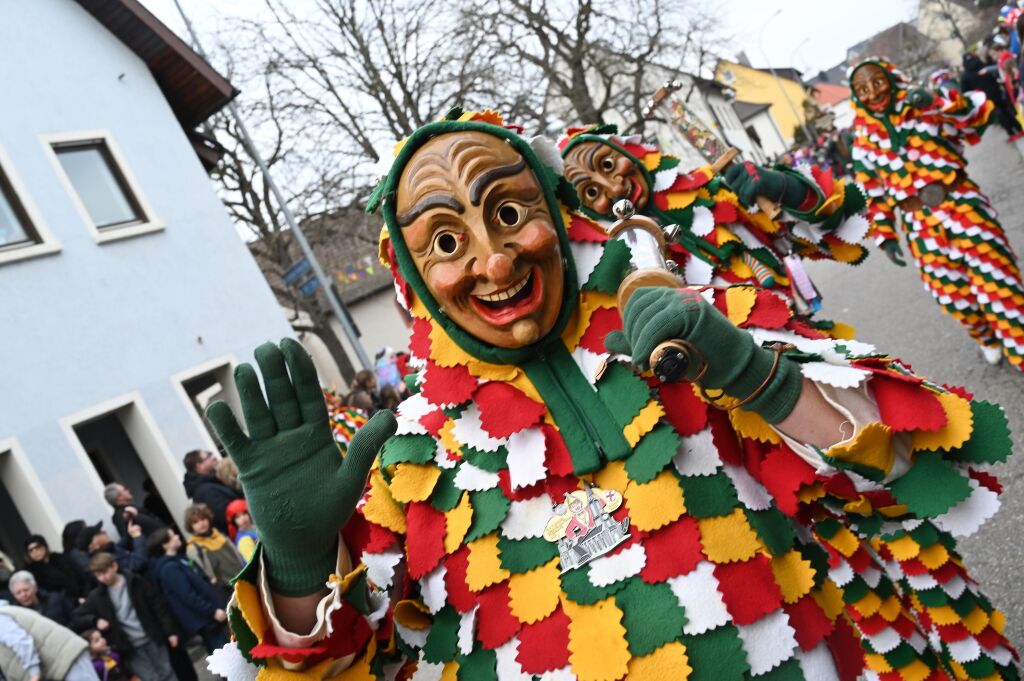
[849,59,908,117]
[368,110,582,364]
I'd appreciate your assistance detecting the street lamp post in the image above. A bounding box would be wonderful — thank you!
[758,9,817,147]
[171,0,372,372]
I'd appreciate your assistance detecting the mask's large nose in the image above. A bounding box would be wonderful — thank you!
[485,252,514,283]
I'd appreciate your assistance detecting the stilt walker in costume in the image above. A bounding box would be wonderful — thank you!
[559,126,870,319]
[203,111,1018,681]
[850,58,1024,369]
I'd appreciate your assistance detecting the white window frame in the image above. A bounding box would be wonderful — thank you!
[170,354,240,453]
[0,145,61,265]
[40,130,163,245]
[0,437,64,548]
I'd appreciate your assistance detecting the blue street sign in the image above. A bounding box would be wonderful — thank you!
[282,258,312,285]
[298,274,321,298]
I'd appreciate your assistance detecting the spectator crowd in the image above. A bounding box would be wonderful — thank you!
[0,346,416,681]
[0,447,257,681]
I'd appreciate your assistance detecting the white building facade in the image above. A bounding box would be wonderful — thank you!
[0,0,293,561]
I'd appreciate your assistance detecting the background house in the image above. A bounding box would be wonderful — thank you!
[247,206,410,390]
[845,21,937,79]
[916,0,1002,66]
[810,82,855,131]
[0,0,293,562]
[733,101,788,161]
[716,59,810,146]
[630,74,770,167]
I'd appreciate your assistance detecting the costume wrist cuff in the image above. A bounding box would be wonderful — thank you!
[263,538,341,597]
[744,354,804,424]
[777,168,825,218]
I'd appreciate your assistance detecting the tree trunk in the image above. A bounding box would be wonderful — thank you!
[312,314,358,385]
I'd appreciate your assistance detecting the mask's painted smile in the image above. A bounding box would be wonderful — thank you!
[470,265,543,325]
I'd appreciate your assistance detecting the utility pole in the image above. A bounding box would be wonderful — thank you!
[171,0,372,371]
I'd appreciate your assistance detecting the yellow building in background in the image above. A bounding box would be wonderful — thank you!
[715,60,810,147]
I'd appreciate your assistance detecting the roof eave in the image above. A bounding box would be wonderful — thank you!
[73,0,237,129]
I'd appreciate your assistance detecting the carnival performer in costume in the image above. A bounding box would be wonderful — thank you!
[205,111,1018,681]
[323,388,369,454]
[850,58,1024,369]
[559,126,870,318]
[562,120,1020,677]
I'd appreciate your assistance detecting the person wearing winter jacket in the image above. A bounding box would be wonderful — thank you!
[182,505,244,605]
[0,601,95,681]
[181,451,241,534]
[146,529,227,653]
[76,523,148,577]
[962,51,1024,138]
[23,535,90,604]
[83,628,131,681]
[224,499,258,562]
[70,554,177,681]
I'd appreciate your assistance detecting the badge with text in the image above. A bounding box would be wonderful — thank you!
[543,483,631,572]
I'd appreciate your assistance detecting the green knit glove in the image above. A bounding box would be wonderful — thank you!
[206,338,397,596]
[906,88,934,109]
[724,162,810,210]
[605,287,803,424]
[881,240,907,267]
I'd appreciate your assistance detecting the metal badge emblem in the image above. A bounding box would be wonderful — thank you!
[543,482,631,572]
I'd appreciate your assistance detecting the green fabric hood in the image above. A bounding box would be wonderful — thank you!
[366,111,583,367]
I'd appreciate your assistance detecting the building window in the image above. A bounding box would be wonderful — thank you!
[0,147,61,265]
[53,140,145,229]
[0,171,38,250]
[42,131,162,244]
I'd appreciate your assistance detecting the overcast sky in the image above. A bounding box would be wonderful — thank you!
[719,0,920,76]
[142,0,921,81]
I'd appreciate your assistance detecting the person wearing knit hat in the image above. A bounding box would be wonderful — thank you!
[204,110,1017,681]
[559,125,870,321]
[850,57,1024,369]
[224,499,259,562]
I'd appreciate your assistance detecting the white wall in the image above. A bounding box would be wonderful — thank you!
[746,111,789,160]
[334,289,413,378]
[708,93,766,164]
[0,0,293,535]
[827,100,855,131]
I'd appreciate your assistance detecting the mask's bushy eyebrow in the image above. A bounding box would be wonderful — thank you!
[397,195,464,227]
[563,147,592,185]
[469,158,527,205]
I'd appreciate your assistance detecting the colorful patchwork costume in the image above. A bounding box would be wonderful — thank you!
[324,389,370,454]
[209,113,1018,681]
[851,58,1024,369]
[559,127,869,318]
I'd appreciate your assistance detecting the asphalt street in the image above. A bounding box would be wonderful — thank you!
[805,126,1024,649]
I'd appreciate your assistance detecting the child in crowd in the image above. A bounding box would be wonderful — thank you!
[83,628,131,681]
[182,504,244,604]
[146,529,227,654]
[224,500,258,562]
[72,553,177,681]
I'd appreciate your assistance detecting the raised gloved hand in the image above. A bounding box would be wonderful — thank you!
[206,338,397,596]
[604,287,803,424]
[724,162,811,211]
[881,240,907,267]
[906,88,935,109]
